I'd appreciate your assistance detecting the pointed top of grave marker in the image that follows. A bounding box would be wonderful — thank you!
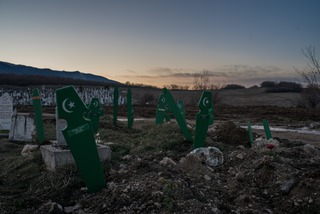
[87,97,103,134]
[157,93,167,107]
[56,86,89,127]
[198,91,212,112]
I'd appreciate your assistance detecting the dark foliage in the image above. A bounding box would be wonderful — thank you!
[260,81,276,88]
[300,86,320,108]
[222,84,246,90]
[265,81,302,93]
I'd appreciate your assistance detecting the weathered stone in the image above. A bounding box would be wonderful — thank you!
[160,157,177,166]
[55,107,67,146]
[204,174,212,181]
[179,153,211,174]
[281,179,295,194]
[9,112,35,142]
[0,92,13,132]
[21,144,39,156]
[236,153,244,159]
[40,144,111,170]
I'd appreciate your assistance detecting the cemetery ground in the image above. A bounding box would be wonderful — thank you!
[1,104,320,213]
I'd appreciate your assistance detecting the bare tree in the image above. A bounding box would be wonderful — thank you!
[296,46,320,107]
[298,46,320,87]
[193,70,210,90]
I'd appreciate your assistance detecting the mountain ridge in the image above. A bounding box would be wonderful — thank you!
[0,61,120,86]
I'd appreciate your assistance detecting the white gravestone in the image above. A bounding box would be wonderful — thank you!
[55,107,67,146]
[0,93,13,131]
[9,111,35,142]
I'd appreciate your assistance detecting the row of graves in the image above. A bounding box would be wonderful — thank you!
[0,86,126,106]
[0,86,277,193]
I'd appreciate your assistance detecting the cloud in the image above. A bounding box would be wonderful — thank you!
[150,67,174,74]
[127,69,136,74]
[218,65,281,78]
[149,67,228,78]
[116,64,298,88]
[118,74,155,79]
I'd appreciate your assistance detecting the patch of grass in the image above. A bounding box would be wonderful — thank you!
[161,180,175,212]
[98,120,193,166]
[43,120,56,141]
[266,150,282,162]
[0,148,83,212]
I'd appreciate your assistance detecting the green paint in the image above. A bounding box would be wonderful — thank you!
[165,109,171,122]
[248,122,253,147]
[127,88,134,128]
[177,100,186,121]
[194,91,212,148]
[32,88,44,144]
[56,86,105,193]
[113,86,119,126]
[156,94,168,125]
[87,98,103,134]
[263,119,272,140]
[162,88,193,142]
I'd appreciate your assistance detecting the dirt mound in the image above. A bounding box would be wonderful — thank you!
[216,121,250,147]
[1,105,320,213]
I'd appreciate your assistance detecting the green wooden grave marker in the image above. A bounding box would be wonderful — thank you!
[177,100,186,121]
[32,88,44,144]
[194,91,212,148]
[56,86,105,193]
[127,88,134,128]
[113,86,119,126]
[165,106,171,122]
[156,94,169,125]
[263,119,272,140]
[248,122,253,147]
[86,98,103,134]
[162,88,193,142]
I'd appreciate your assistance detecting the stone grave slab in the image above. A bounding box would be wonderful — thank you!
[9,111,35,142]
[0,92,13,136]
[40,144,111,170]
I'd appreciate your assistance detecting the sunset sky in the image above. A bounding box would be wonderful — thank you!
[1,0,319,88]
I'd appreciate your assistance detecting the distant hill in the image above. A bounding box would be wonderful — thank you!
[0,61,121,86]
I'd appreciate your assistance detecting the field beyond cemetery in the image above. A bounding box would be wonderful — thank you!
[1,88,320,213]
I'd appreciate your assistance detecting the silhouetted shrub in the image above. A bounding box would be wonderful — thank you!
[265,81,302,93]
[260,81,276,88]
[222,84,246,90]
[301,87,320,108]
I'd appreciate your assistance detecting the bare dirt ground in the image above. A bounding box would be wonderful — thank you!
[1,88,320,214]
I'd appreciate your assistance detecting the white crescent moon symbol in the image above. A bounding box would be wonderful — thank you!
[62,98,73,113]
[161,97,165,103]
[203,97,209,107]
[93,101,98,107]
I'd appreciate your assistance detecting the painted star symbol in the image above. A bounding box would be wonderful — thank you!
[68,101,75,109]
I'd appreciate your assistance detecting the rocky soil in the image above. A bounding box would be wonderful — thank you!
[1,105,320,214]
